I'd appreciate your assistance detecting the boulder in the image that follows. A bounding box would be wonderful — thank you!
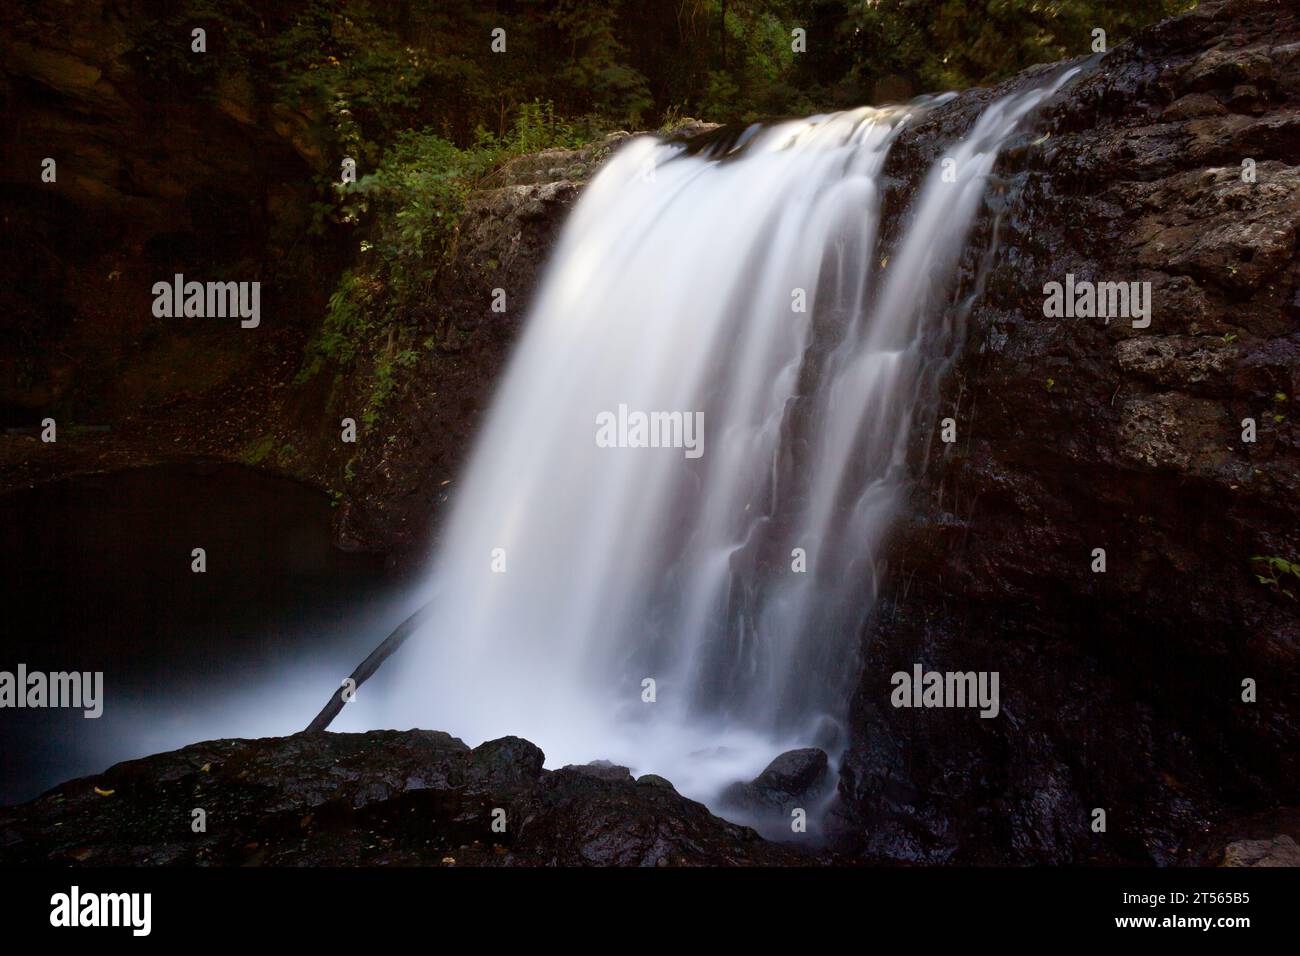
[0,730,812,866]
[560,760,635,783]
[722,748,830,816]
[1222,835,1300,867]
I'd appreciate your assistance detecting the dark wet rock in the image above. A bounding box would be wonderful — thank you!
[636,774,676,791]
[1161,93,1229,121]
[466,736,545,791]
[512,767,811,866]
[561,760,635,783]
[0,730,810,866]
[832,0,1300,865]
[723,749,831,817]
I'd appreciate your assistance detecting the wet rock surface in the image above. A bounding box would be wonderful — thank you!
[331,135,626,554]
[562,760,636,783]
[722,748,831,817]
[832,0,1299,864]
[0,730,811,866]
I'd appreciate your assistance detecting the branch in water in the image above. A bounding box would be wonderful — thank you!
[303,600,435,733]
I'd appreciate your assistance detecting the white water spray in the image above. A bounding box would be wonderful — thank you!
[342,77,1074,816]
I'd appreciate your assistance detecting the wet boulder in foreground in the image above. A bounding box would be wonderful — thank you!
[721,748,832,817]
[0,730,813,867]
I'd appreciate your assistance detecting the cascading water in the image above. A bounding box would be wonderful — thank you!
[340,75,1075,823]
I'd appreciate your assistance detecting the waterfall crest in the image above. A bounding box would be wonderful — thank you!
[343,76,1074,811]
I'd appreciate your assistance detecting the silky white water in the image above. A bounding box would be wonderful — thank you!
[339,78,1073,818]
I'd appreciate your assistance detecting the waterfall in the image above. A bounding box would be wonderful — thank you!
[342,76,1075,817]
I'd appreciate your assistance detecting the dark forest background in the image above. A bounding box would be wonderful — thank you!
[0,0,1196,469]
[143,1,1191,150]
[129,0,1192,316]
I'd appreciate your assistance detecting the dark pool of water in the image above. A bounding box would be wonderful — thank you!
[0,463,415,805]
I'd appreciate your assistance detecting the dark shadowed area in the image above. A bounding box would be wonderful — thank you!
[0,464,402,804]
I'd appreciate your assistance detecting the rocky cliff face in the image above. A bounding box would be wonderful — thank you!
[0,0,337,431]
[329,140,625,552]
[831,0,1299,864]
[0,2,602,558]
[0,0,357,525]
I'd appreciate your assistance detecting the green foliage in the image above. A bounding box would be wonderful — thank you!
[700,71,743,120]
[836,0,1194,101]
[1252,556,1299,601]
[271,1,444,169]
[547,0,654,126]
[171,0,1196,435]
[296,94,593,435]
[340,99,587,316]
[133,0,264,94]
[132,1,1196,151]
[504,100,588,154]
[364,351,397,429]
[295,270,373,383]
[349,133,480,280]
[658,105,690,133]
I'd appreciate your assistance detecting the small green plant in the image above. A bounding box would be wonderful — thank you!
[239,434,277,466]
[658,104,689,133]
[364,352,398,429]
[346,131,486,281]
[1251,555,1299,601]
[300,100,599,417]
[296,271,373,383]
[506,99,584,154]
